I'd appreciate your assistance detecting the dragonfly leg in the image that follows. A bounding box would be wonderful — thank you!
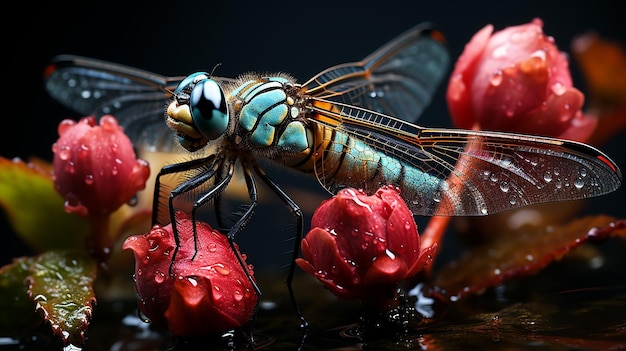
[151,154,217,226]
[152,154,230,276]
[249,162,308,330]
[216,161,262,344]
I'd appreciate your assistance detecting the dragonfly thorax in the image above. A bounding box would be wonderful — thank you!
[226,75,314,163]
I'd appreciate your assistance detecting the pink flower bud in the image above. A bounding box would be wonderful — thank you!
[446,18,596,141]
[52,116,150,216]
[296,186,435,311]
[122,212,257,336]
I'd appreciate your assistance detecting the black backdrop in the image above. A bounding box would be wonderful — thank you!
[2,0,624,267]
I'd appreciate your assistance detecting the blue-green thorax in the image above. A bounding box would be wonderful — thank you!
[226,75,313,162]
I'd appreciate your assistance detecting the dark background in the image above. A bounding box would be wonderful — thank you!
[2,0,625,268]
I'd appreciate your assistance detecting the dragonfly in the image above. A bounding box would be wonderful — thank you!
[44,23,622,326]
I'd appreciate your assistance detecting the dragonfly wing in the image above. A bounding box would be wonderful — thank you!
[308,99,623,216]
[301,23,449,122]
[44,55,184,152]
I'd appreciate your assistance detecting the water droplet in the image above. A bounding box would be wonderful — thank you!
[127,195,138,206]
[574,177,584,189]
[148,239,159,252]
[509,195,517,205]
[154,271,165,283]
[543,171,553,182]
[500,181,510,192]
[207,243,218,252]
[233,290,244,302]
[187,276,198,287]
[490,70,503,86]
[57,147,70,161]
[433,191,441,203]
[530,49,547,61]
[551,82,566,96]
[492,46,507,59]
[482,170,491,180]
[213,264,230,276]
[64,193,82,209]
[351,227,360,237]
[580,168,587,177]
[481,207,488,215]
[385,248,396,260]
[84,174,94,185]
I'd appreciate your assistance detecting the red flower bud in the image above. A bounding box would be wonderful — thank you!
[122,212,257,336]
[52,116,150,216]
[446,18,596,141]
[296,186,435,311]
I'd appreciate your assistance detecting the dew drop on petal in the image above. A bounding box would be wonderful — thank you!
[404,221,412,231]
[551,82,566,96]
[530,49,546,61]
[64,192,79,206]
[84,174,94,185]
[57,146,70,161]
[213,285,223,300]
[492,45,507,59]
[154,271,165,284]
[385,248,396,260]
[147,238,158,251]
[490,70,503,86]
[214,264,230,276]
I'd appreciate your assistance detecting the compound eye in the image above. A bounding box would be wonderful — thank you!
[189,79,229,140]
[174,72,209,97]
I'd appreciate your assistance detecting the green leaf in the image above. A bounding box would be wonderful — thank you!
[0,157,89,252]
[434,215,626,300]
[27,250,97,347]
[0,257,42,331]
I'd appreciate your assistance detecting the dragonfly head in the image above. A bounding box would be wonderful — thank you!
[167,72,229,152]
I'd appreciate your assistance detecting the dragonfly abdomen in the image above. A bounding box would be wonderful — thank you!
[297,121,444,212]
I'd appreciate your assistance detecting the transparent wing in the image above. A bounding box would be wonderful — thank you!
[44,55,186,152]
[301,22,449,123]
[308,99,623,216]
